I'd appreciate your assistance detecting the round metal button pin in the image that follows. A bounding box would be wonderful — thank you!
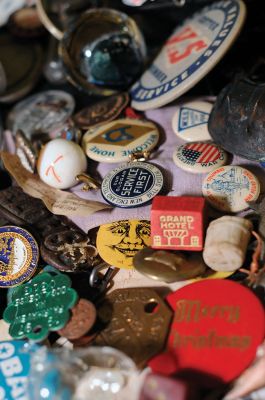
[172,100,212,142]
[73,93,129,130]
[0,226,39,288]
[131,0,246,110]
[7,90,75,139]
[101,161,164,208]
[202,166,260,212]
[173,142,228,173]
[82,118,159,163]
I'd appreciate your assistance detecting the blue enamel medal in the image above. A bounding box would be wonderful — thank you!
[0,226,39,288]
[101,161,163,208]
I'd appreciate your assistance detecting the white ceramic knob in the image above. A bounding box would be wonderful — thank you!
[37,138,87,189]
[203,216,253,272]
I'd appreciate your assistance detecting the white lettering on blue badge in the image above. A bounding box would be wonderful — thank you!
[131,0,246,110]
[0,342,30,400]
[178,107,209,131]
[101,162,164,208]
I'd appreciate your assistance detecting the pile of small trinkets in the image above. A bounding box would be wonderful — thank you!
[1,0,265,399]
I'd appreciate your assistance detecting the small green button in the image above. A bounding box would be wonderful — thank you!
[3,272,78,342]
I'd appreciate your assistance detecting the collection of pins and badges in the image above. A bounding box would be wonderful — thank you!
[1,0,265,399]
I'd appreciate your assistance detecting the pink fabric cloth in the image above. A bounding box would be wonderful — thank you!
[70,104,265,233]
[4,103,264,233]
[3,130,16,154]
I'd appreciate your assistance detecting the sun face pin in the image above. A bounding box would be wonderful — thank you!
[96,220,151,269]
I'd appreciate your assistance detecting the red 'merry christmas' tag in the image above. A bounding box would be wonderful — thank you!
[149,280,265,383]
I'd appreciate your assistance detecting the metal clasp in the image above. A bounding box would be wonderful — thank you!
[76,173,101,191]
[129,151,150,162]
[89,262,117,292]
[173,0,186,7]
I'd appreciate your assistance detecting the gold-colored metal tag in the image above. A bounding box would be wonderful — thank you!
[129,151,150,162]
[75,173,101,191]
[94,288,172,368]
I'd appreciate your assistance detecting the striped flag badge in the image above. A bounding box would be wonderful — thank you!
[182,143,221,164]
[173,141,227,173]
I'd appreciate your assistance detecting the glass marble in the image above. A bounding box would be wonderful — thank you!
[60,8,146,95]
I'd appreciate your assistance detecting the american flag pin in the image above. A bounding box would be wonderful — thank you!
[173,142,227,173]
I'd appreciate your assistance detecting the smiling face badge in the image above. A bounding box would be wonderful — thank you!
[96,220,151,269]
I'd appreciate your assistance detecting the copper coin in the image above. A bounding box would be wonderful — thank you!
[73,92,129,130]
[58,299,97,340]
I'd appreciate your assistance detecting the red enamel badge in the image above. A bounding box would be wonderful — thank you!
[150,280,265,383]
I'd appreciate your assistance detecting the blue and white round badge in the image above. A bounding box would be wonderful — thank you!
[131,0,246,110]
[0,226,39,288]
[101,162,164,208]
[0,341,31,399]
[172,100,213,142]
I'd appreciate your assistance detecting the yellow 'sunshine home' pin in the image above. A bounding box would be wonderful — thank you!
[96,220,151,269]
